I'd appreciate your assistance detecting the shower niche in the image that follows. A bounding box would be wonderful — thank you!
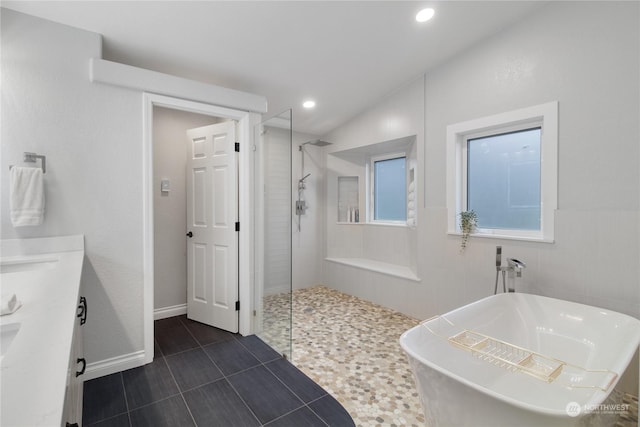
[337,176,359,223]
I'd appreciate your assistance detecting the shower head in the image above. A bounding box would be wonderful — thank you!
[299,173,311,183]
[299,139,332,150]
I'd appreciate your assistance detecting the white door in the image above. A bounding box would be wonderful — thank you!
[186,121,239,333]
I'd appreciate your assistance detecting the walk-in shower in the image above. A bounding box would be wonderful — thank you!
[297,139,331,230]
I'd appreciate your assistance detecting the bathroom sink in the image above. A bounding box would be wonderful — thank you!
[1,323,21,360]
[0,257,58,274]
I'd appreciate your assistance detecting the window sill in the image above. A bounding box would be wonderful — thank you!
[447,231,554,244]
[336,222,410,228]
[325,257,421,282]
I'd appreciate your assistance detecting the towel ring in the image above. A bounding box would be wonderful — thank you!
[9,152,46,174]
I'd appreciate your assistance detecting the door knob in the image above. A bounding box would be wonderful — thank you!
[186,231,193,238]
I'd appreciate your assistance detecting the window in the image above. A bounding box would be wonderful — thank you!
[329,135,416,226]
[467,127,541,230]
[369,153,407,223]
[447,102,558,242]
[373,156,406,221]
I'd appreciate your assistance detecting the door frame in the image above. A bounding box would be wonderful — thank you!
[143,93,258,363]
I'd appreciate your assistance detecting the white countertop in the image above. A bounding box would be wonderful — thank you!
[1,235,84,427]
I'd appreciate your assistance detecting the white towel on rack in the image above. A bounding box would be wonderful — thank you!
[10,167,44,227]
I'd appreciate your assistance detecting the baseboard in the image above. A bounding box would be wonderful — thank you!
[154,303,187,320]
[84,350,147,381]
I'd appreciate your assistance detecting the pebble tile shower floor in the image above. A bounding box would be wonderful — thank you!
[262,286,425,427]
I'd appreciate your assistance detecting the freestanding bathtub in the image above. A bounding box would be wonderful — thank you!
[400,293,640,427]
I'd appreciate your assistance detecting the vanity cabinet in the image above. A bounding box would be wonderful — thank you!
[0,235,85,426]
[63,295,87,427]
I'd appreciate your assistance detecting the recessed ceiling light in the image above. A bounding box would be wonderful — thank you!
[303,100,316,109]
[416,8,435,23]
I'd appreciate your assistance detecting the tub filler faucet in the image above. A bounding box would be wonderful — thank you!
[494,246,526,293]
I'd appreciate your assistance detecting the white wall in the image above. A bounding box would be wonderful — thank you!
[0,9,262,373]
[1,9,144,362]
[292,133,325,290]
[323,76,425,311]
[261,126,323,294]
[323,1,640,321]
[262,126,292,295]
[152,107,219,310]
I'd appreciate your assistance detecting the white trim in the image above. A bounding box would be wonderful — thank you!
[154,304,187,320]
[448,231,554,244]
[446,101,558,243]
[90,58,267,113]
[143,93,256,365]
[83,350,146,381]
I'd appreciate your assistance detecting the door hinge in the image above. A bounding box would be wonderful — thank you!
[235,222,240,232]
[235,301,240,311]
[235,142,240,152]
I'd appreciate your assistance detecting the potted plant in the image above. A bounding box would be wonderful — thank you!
[459,210,478,253]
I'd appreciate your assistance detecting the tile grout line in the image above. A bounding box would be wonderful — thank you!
[160,342,199,427]
[210,336,313,426]
[261,358,331,424]
[187,321,263,426]
[215,360,264,426]
[130,315,349,426]
[154,320,209,426]
[117,371,133,427]
[232,337,332,426]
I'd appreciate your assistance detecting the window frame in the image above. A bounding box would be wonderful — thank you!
[446,102,558,242]
[367,151,408,225]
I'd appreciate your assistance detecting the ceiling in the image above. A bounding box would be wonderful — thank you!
[3,1,544,136]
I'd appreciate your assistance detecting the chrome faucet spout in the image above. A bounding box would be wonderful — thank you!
[506,258,526,292]
[494,251,526,294]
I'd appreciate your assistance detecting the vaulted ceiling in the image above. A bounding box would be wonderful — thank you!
[3,1,544,135]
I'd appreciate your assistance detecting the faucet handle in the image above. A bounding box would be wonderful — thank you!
[507,258,526,269]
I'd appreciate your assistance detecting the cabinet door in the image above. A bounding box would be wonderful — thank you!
[64,295,86,426]
[73,310,85,424]
[62,321,78,424]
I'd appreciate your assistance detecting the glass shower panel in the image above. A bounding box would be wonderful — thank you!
[253,109,292,359]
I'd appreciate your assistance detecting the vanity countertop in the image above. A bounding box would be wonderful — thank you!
[1,235,84,427]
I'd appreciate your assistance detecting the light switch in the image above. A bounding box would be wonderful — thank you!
[161,179,170,192]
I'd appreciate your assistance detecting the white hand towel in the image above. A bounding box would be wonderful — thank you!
[1,294,21,316]
[10,167,44,227]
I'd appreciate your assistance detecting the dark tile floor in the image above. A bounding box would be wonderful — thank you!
[83,315,354,427]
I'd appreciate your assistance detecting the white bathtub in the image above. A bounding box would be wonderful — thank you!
[400,293,640,427]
